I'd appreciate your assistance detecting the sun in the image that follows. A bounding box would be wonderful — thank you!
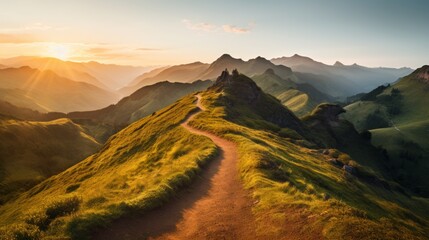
[47,44,70,60]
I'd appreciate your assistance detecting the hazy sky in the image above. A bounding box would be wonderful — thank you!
[0,0,428,68]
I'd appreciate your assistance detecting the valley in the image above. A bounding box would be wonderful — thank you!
[0,2,428,238]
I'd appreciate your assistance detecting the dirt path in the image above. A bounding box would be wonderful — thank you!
[93,95,257,240]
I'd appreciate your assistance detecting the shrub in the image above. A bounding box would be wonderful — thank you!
[278,128,302,139]
[85,196,107,207]
[24,212,50,231]
[66,213,111,240]
[65,184,80,193]
[45,196,81,219]
[361,85,389,101]
[363,113,388,130]
[0,224,41,240]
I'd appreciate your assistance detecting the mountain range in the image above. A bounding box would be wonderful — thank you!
[272,54,413,97]
[0,54,427,240]
[1,70,427,240]
[0,66,120,112]
[0,56,150,90]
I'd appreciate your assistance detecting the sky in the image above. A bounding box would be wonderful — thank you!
[0,0,428,68]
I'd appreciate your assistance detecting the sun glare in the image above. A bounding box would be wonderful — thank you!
[47,44,70,60]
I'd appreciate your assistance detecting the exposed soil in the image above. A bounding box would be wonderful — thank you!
[93,95,258,240]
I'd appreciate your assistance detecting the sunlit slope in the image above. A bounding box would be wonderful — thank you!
[0,56,148,90]
[252,69,332,116]
[0,95,217,239]
[1,71,428,239]
[0,67,119,112]
[0,118,100,203]
[343,65,429,195]
[190,71,429,239]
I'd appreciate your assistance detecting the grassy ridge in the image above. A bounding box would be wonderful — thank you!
[0,95,218,239]
[343,67,429,195]
[1,71,428,239]
[189,89,429,239]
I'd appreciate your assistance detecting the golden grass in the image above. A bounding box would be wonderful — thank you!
[188,90,429,239]
[1,87,428,239]
[0,95,218,239]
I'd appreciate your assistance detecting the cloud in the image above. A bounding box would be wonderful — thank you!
[182,19,252,34]
[0,33,42,43]
[222,25,251,34]
[85,47,111,54]
[182,19,217,32]
[136,47,162,51]
[82,45,149,60]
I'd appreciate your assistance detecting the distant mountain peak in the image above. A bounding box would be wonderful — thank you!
[249,56,271,64]
[271,54,316,65]
[218,53,234,60]
[333,61,344,67]
[291,54,314,61]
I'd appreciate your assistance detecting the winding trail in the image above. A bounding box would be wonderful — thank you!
[93,95,257,240]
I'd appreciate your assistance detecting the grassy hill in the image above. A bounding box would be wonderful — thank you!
[0,80,212,143]
[0,118,100,204]
[0,67,120,113]
[343,65,429,196]
[68,80,212,128]
[0,70,427,239]
[252,69,332,116]
[0,101,64,122]
[0,95,218,239]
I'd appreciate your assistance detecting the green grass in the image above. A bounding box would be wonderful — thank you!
[343,101,389,132]
[0,118,101,204]
[371,119,429,195]
[343,71,429,196]
[251,71,325,116]
[188,89,429,239]
[1,72,428,239]
[0,95,218,239]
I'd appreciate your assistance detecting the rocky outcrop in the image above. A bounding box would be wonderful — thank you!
[310,103,346,122]
[413,65,429,83]
[210,69,306,135]
[211,69,261,104]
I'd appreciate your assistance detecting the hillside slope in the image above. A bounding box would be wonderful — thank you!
[68,80,212,127]
[0,118,100,204]
[343,65,429,196]
[252,69,332,116]
[0,67,119,112]
[0,71,427,240]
